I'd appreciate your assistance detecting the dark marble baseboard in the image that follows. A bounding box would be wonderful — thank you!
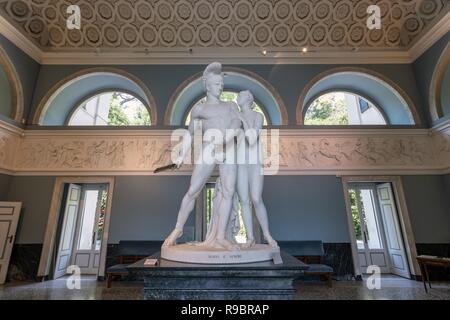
[106,243,120,269]
[323,243,354,279]
[7,244,42,282]
[416,243,450,281]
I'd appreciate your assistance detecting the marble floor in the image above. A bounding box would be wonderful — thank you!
[0,275,449,300]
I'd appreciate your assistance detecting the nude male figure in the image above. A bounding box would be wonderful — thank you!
[162,62,242,249]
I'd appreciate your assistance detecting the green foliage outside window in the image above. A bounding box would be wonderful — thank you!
[107,92,151,126]
[304,93,349,125]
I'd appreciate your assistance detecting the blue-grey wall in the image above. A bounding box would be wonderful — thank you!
[444,174,450,204]
[402,175,450,243]
[263,176,350,242]
[107,175,350,243]
[441,64,450,118]
[31,64,426,127]
[108,176,195,243]
[0,65,12,118]
[0,34,40,123]
[2,174,450,247]
[5,176,55,244]
[0,173,11,201]
[413,30,450,125]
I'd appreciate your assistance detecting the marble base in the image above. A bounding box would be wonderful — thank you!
[161,243,280,264]
[127,251,308,300]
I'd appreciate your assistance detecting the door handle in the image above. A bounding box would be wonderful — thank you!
[8,235,14,244]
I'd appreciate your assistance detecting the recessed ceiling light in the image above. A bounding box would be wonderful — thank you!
[302,47,308,53]
[261,49,267,56]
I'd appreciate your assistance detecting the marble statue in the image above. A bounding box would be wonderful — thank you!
[161,62,281,264]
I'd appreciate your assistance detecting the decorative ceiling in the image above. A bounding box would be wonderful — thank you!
[0,0,448,51]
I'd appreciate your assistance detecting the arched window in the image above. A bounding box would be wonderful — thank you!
[184,91,268,126]
[0,46,23,122]
[68,92,151,126]
[165,68,287,126]
[429,42,450,122]
[304,92,386,125]
[34,68,157,125]
[297,68,419,125]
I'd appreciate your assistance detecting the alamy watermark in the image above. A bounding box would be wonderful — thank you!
[367,5,382,30]
[65,4,383,32]
[170,120,280,174]
[66,5,81,30]
[366,265,382,290]
[66,265,81,290]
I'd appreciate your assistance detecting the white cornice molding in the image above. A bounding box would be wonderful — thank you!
[431,118,450,133]
[0,118,23,136]
[22,128,176,137]
[8,168,449,177]
[0,15,41,63]
[21,127,430,138]
[39,48,412,65]
[409,9,450,62]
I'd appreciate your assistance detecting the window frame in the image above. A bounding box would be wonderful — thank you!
[303,89,389,126]
[65,89,152,126]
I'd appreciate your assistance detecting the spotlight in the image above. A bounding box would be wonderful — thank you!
[301,47,308,53]
[261,49,267,56]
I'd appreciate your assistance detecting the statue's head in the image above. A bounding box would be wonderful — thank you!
[203,62,223,98]
[237,90,254,109]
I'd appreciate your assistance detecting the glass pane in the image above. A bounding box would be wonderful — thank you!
[349,189,364,250]
[235,202,247,244]
[69,92,151,126]
[62,205,77,251]
[359,189,383,250]
[95,190,107,251]
[77,190,99,250]
[304,92,386,125]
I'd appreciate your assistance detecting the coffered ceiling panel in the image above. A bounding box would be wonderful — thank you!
[0,0,448,51]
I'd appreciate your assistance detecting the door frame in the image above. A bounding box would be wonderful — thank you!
[341,176,419,279]
[0,202,22,284]
[38,177,115,279]
[348,182,391,274]
[70,184,106,275]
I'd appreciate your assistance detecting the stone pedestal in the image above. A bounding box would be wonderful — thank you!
[127,252,308,300]
[161,243,280,264]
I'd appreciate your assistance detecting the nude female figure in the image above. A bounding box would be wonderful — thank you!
[236,90,278,249]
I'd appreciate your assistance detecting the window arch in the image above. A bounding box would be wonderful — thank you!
[0,45,23,122]
[296,68,420,125]
[429,41,450,122]
[68,91,151,126]
[184,91,269,126]
[304,91,387,125]
[33,68,157,125]
[165,67,287,126]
